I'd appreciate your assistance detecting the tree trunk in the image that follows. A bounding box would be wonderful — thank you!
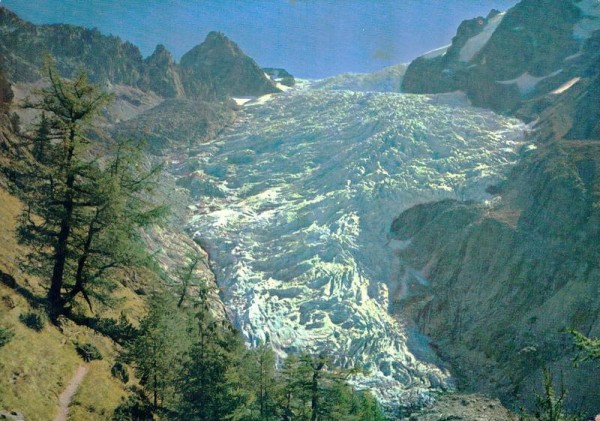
[67,208,100,310]
[48,136,76,320]
[310,369,320,421]
[49,178,75,319]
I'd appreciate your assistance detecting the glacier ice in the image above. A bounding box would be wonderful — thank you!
[182,89,526,408]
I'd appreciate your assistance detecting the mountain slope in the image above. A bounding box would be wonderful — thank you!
[390,139,600,413]
[0,7,279,100]
[394,0,600,415]
[402,0,600,116]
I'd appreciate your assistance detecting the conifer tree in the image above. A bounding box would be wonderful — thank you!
[569,330,600,365]
[177,304,243,420]
[126,293,191,411]
[251,344,279,420]
[11,61,165,319]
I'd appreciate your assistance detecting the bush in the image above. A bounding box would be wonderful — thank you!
[519,368,580,421]
[112,395,153,420]
[19,309,47,331]
[111,362,130,383]
[70,314,137,344]
[75,343,103,362]
[0,326,15,347]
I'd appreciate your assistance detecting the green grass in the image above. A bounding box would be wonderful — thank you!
[0,186,142,420]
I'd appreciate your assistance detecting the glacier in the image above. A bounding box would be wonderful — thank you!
[181,88,526,408]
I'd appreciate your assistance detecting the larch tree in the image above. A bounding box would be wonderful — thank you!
[11,60,165,319]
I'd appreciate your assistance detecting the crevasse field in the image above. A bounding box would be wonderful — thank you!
[182,88,526,406]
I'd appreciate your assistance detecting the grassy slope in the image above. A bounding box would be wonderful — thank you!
[0,187,143,420]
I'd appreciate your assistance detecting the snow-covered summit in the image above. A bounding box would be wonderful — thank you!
[310,64,407,93]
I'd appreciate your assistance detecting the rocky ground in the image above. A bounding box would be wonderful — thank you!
[400,393,517,421]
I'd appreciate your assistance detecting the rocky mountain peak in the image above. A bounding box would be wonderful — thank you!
[181,31,248,67]
[0,6,28,33]
[402,0,592,114]
[141,44,183,98]
[204,31,237,49]
[147,44,174,64]
[0,8,281,102]
[179,31,279,99]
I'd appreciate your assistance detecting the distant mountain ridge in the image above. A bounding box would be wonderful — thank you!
[0,6,279,100]
[402,0,600,117]
[310,64,406,93]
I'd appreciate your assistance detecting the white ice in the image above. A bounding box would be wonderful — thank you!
[551,77,581,94]
[421,44,450,60]
[310,64,407,93]
[185,89,526,408]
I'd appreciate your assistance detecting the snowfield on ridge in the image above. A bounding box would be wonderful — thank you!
[182,89,526,408]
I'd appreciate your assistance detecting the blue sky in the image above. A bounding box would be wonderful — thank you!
[2,0,518,78]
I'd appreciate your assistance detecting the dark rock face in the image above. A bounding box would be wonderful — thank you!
[402,0,589,114]
[390,140,600,414]
[263,67,296,86]
[511,27,600,142]
[0,66,12,106]
[0,7,145,85]
[140,44,185,98]
[180,31,280,100]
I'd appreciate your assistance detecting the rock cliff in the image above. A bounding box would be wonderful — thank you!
[390,139,600,414]
[179,31,280,100]
[402,0,600,116]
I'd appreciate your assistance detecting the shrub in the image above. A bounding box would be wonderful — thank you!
[0,326,15,347]
[75,343,103,362]
[111,362,129,383]
[19,309,47,331]
[519,368,581,421]
[112,395,153,420]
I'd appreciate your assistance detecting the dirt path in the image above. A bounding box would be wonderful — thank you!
[54,364,89,421]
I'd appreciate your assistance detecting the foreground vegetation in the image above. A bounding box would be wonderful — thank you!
[0,63,385,419]
[115,291,385,420]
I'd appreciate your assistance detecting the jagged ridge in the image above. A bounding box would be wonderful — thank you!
[0,7,279,100]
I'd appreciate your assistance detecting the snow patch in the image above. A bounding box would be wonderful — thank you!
[459,13,505,62]
[421,44,450,60]
[551,77,581,94]
[564,52,583,61]
[245,93,277,106]
[275,82,293,92]
[233,97,255,106]
[497,69,563,95]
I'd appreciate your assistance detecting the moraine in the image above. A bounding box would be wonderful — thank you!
[179,88,526,408]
